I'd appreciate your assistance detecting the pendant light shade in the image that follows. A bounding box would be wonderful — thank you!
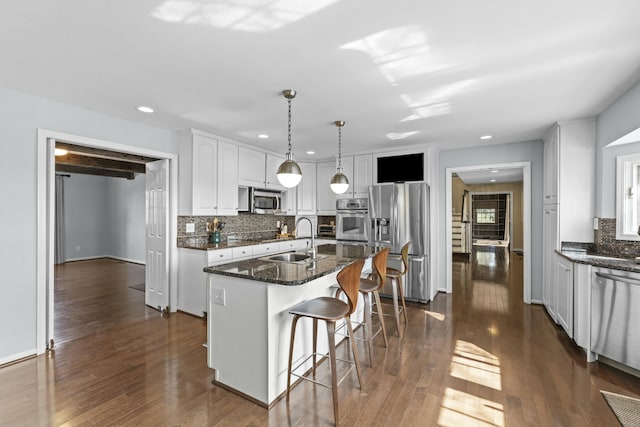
[277,89,302,188]
[330,120,350,194]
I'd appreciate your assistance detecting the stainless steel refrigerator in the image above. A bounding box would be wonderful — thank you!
[368,182,430,303]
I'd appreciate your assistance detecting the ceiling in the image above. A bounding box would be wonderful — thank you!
[3,1,640,161]
[456,168,523,185]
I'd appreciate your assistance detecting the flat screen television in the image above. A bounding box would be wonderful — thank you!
[377,153,424,183]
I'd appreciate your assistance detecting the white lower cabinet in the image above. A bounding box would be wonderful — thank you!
[556,254,574,338]
[543,205,558,321]
[179,240,312,317]
[573,263,592,353]
[178,248,232,317]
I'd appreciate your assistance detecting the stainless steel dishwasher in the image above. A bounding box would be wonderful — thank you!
[591,268,640,370]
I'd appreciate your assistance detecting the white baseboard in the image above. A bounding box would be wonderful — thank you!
[64,254,109,262]
[530,299,544,305]
[107,255,145,265]
[0,349,36,367]
[64,255,145,265]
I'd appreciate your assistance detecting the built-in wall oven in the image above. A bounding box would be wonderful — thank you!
[336,198,369,242]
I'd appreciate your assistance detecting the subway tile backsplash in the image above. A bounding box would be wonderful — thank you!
[177,213,296,246]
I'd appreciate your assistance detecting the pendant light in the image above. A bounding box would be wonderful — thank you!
[330,120,350,194]
[276,89,302,188]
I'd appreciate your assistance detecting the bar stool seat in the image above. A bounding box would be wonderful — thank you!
[288,297,350,320]
[375,242,410,338]
[286,259,365,424]
[335,249,390,367]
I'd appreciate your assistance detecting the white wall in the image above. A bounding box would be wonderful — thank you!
[436,140,544,301]
[0,86,175,364]
[596,80,640,217]
[106,173,146,263]
[61,173,146,263]
[63,174,110,260]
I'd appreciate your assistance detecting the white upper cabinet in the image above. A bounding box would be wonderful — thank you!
[543,126,559,204]
[316,160,337,214]
[265,153,286,191]
[297,161,317,215]
[336,154,373,199]
[542,119,596,242]
[238,146,266,187]
[179,130,239,216]
[216,140,239,215]
[353,154,373,197]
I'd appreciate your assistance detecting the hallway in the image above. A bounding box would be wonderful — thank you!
[0,254,639,425]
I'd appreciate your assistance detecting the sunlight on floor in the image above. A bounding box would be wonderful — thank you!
[438,387,505,427]
[439,341,504,426]
[476,251,496,267]
[151,0,337,32]
[423,310,445,321]
[450,340,502,391]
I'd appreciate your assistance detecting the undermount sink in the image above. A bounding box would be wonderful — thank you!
[262,252,326,264]
[267,253,311,262]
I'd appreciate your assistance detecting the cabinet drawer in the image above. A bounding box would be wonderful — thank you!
[279,239,308,251]
[253,243,280,256]
[232,246,254,260]
[207,248,233,265]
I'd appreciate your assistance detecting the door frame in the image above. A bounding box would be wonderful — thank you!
[36,128,179,354]
[445,162,531,303]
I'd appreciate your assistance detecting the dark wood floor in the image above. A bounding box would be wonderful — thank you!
[1,252,640,426]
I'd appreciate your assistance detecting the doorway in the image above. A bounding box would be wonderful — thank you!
[445,162,531,304]
[36,129,178,355]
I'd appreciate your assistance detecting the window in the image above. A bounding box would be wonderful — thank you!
[476,208,496,224]
[617,153,640,240]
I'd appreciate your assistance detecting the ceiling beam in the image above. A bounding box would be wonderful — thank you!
[55,164,136,180]
[56,153,146,174]
[56,141,158,164]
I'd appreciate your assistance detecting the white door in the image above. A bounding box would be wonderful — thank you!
[146,159,170,312]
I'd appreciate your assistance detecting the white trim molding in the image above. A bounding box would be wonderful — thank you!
[445,161,532,304]
[36,129,178,355]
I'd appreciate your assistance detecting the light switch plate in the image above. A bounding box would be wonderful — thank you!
[186,223,195,233]
[213,288,226,306]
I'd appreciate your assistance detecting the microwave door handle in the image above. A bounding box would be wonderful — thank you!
[276,194,281,213]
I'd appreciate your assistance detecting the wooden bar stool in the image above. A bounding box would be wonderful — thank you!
[385,242,410,337]
[286,259,365,424]
[336,248,389,367]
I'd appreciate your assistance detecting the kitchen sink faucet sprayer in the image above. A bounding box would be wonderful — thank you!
[295,216,317,260]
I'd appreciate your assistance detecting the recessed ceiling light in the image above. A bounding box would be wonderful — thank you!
[490,179,497,182]
[306,151,315,155]
[137,106,154,113]
[54,148,68,156]
[491,170,499,173]
[480,135,492,140]
[257,134,269,139]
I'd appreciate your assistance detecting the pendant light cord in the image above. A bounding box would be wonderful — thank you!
[287,98,292,156]
[337,125,342,171]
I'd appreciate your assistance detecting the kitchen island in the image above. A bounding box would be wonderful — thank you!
[204,243,373,407]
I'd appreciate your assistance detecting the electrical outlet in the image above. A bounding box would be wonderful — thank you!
[593,217,599,230]
[75,246,80,252]
[213,288,226,306]
[186,223,195,233]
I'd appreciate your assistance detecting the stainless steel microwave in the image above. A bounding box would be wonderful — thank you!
[249,188,283,214]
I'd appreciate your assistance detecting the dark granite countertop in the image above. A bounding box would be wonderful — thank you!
[556,250,640,273]
[204,243,374,286]
[179,236,309,251]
